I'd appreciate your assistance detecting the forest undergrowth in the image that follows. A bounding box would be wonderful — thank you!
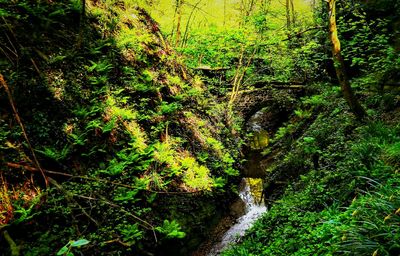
[0,1,244,255]
[223,85,400,255]
[1,0,400,256]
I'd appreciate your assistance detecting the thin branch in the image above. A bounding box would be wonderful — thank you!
[229,46,257,106]
[183,2,212,17]
[6,162,204,195]
[181,0,202,47]
[30,58,41,76]
[72,193,158,242]
[283,25,323,41]
[0,74,48,187]
[0,46,14,66]
[47,177,99,226]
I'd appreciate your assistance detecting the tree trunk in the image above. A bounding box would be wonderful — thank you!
[286,0,291,30]
[175,0,184,47]
[327,0,366,119]
[290,0,295,27]
[76,0,86,48]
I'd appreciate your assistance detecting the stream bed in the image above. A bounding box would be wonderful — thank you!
[207,178,266,255]
[194,109,270,256]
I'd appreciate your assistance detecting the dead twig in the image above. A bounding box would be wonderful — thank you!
[30,58,42,76]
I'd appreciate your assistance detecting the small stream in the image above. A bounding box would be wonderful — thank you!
[207,178,266,255]
[196,108,270,256]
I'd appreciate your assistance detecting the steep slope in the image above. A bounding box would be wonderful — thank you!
[0,1,242,255]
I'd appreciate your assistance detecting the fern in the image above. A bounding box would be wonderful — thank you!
[36,145,70,161]
[155,220,186,239]
[118,223,143,246]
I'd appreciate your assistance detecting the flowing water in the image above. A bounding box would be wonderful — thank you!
[207,178,266,255]
[200,110,269,255]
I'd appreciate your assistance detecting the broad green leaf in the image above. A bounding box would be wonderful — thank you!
[70,239,90,247]
[56,246,69,255]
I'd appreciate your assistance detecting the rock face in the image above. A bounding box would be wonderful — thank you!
[0,1,241,255]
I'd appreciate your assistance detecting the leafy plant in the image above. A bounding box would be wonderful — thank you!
[68,132,88,146]
[154,142,175,165]
[302,94,327,106]
[56,239,90,256]
[182,163,213,190]
[302,136,320,155]
[117,223,143,246]
[384,142,400,167]
[155,220,186,239]
[102,159,127,176]
[86,60,113,73]
[36,145,70,161]
[224,167,239,176]
[294,109,311,119]
[159,102,180,115]
[12,198,40,225]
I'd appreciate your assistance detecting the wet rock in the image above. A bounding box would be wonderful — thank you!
[229,199,246,217]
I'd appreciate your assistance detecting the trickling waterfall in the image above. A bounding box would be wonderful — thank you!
[207,178,266,255]
[195,109,271,256]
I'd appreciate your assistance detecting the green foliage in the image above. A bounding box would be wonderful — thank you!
[294,109,311,119]
[384,142,400,167]
[224,167,239,176]
[182,161,214,190]
[36,145,70,161]
[70,239,90,247]
[154,142,174,164]
[302,94,327,107]
[155,220,186,239]
[159,102,180,115]
[224,108,400,255]
[68,132,88,146]
[271,123,296,143]
[179,27,248,68]
[69,0,82,12]
[0,120,11,150]
[117,223,143,246]
[9,0,400,255]
[12,196,41,225]
[206,137,224,153]
[87,60,113,73]
[106,96,137,120]
[0,1,243,254]
[56,239,90,256]
[301,136,320,155]
[332,180,400,256]
[337,1,400,87]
